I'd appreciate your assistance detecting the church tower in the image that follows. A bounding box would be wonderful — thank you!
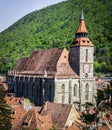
[69,12,95,106]
[69,12,94,78]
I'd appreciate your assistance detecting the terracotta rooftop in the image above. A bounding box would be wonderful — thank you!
[76,19,88,33]
[41,102,73,130]
[72,37,94,47]
[12,109,53,130]
[5,96,27,127]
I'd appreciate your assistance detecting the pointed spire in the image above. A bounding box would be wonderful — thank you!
[81,10,84,20]
[71,11,94,47]
[76,11,88,34]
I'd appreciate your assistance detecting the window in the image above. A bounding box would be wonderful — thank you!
[86,49,88,55]
[86,49,88,62]
[85,83,89,100]
[64,56,66,58]
[62,84,65,92]
[62,84,65,103]
[74,84,77,97]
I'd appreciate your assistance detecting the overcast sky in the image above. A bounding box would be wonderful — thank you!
[0,0,66,32]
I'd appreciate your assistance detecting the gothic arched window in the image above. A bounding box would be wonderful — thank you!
[74,84,77,97]
[85,83,89,100]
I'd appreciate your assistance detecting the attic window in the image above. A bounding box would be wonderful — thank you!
[82,40,85,43]
[75,41,78,44]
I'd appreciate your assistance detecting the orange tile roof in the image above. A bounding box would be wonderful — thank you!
[71,37,94,47]
[76,19,88,33]
[5,96,27,127]
[12,109,53,130]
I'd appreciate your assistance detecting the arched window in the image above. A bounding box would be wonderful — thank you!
[74,84,77,97]
[62,84,65,103]
[85,83,89,100]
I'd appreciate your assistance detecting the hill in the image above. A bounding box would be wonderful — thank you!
[0,0,112,76]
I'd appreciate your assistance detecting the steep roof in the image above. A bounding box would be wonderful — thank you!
[71,12,94,47]
[14,48,63,75]
[76,12,88,33]
[12,109,53,130]
[13,48,79,78]
[14,58,28,71]
[41,102,72,130]
[76,19,88,33]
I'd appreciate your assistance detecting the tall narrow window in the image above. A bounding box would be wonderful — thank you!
[74,84,77,97]
[85,83,89,100]
[86,49,88,62]
[62,84,65,104]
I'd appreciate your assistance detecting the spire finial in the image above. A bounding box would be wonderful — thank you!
[81,10,84,20]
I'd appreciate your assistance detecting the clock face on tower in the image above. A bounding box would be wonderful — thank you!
[83,64,90,73]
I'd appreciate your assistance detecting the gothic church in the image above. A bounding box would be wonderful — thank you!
[8,13,95,110]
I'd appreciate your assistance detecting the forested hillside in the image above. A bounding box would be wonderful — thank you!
[0,0,112,76]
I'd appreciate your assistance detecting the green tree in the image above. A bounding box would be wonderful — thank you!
[0,85,12,130]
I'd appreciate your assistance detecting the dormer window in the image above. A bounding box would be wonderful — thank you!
[82,40,85,43]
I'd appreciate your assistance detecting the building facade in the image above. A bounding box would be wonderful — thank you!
[7,13,95,110]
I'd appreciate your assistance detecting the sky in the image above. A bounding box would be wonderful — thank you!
[0,0,66,32]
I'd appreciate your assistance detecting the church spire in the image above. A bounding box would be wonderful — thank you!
[81,10,84,20]
[71,12,94,47]
[76,11,88,34]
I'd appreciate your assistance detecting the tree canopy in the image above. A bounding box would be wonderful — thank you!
[0,85,12,130]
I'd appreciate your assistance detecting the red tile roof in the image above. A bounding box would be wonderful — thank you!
[41,102,72,130]
[5,97,27,127]
[71,38,94,47]
[76,19,88,33]
[12,109,53,130]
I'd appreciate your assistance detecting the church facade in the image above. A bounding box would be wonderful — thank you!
[7,13,95,110]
